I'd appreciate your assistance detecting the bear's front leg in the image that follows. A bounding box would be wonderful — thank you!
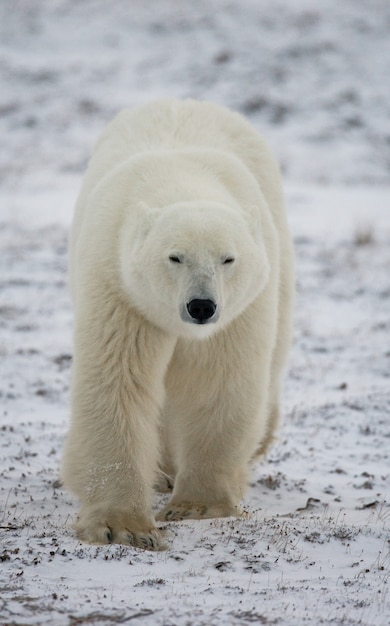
[156,438,249,523]
[157,385,262,523]
[62,301,175,549]
[157,308,274,523]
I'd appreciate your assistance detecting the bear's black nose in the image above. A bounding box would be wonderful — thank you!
[187,299,217,323]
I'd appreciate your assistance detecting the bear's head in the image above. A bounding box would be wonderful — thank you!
[120,201,270,339]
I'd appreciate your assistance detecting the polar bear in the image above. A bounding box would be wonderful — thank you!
[61,99,294,550]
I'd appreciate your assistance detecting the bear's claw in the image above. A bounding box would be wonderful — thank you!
[156,501,241,522]
[74,508,167,550]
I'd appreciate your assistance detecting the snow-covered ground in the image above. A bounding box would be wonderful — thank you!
[1,1,389,625]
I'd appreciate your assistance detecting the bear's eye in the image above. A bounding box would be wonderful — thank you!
[169,255,182,264]
[223,257,235,265]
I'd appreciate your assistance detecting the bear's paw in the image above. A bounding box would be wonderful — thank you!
[74,507,167,550]
[156,500,242,522]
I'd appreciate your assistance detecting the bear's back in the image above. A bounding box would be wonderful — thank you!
[96,99,260,160]
[82,99,283,216]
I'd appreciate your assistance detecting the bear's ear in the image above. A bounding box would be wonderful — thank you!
[134,202,159,236]
[121,202,159,263]
[245,205,262,241]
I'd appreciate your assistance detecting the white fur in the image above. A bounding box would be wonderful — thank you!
[61,99,294,550]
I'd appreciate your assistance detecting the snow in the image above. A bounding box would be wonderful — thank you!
[1,1,389,625]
